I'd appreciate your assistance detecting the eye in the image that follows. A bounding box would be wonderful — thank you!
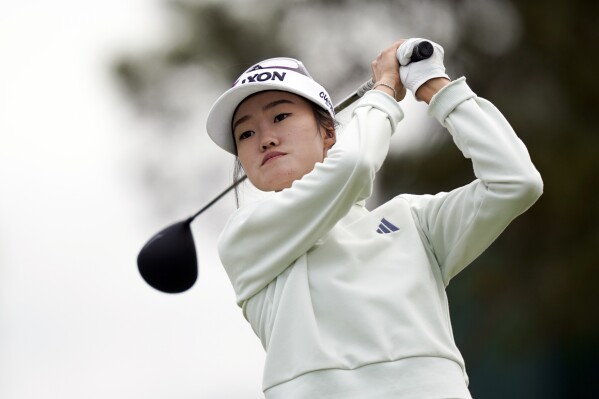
[274,113,290,123]
[238,130,255,141]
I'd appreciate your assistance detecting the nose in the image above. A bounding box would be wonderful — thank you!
[260,128,279,151]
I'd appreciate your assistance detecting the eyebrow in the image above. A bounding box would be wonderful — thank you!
[232,99,295,133]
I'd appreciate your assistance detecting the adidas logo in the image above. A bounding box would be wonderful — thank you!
[376,218,399,234]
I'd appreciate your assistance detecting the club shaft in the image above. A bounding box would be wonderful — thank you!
[194,41,434,219]
[190,175,247,220]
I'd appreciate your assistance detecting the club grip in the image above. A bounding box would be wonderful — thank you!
[410,40,434,62]
[355,41,434,96]
[334,41,435,113]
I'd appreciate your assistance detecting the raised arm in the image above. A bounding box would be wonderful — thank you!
[408,77,543,284]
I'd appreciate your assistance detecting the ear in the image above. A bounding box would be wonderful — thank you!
[322,128,336,156]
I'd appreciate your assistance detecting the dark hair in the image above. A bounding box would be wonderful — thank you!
[232,102,338,207]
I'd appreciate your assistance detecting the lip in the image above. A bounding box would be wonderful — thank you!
[262,151,286,166]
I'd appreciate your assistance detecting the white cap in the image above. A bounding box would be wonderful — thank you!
[206,57,335,155]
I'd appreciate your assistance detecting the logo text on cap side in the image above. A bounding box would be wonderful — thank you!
[320,91,333,112]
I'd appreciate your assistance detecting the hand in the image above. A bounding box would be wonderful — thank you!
[371,40,407,102]
[396,38,451,103]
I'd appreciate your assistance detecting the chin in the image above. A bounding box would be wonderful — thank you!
[252,164,312,192]
[254,174,296,192]
[258,180,292,193]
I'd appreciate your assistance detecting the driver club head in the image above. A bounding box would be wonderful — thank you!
[137,218,198,293]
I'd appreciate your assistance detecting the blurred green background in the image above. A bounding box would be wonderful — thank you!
[113,0,598,397]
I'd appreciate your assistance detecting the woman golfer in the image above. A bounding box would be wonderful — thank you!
[206,38,543,398]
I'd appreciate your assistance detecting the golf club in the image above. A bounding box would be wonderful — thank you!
[137,40,433,293]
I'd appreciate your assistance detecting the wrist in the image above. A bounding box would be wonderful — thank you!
[415,77,451,103]
[373,81,397,100]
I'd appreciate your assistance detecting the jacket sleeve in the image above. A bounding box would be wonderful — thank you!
[407,77,543,285]
[218,91,404,305]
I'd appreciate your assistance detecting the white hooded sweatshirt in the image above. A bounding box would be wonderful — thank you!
[217,78,543,398]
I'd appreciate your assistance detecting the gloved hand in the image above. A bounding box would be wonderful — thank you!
[396,38,449,100]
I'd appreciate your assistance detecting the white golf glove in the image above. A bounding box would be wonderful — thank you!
[397,38,449,99]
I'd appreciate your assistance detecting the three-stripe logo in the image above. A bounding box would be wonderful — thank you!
[376,218,399,234]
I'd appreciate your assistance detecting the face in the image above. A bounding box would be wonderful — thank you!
[232,91,335,192]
